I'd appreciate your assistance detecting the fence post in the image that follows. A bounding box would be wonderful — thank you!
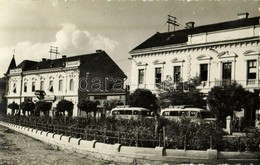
[238,137,241,152]
[94,129,96,140]
[136,130,139,147]
[184,135,187,150]
[85,128,88,140]
[104,128,107,143]
[118,131,120,144]
[159,133,161,147]
[163,127,166,148]
[210,136,213,149]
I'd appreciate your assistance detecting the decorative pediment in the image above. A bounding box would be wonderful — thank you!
[171,58,185,63]
[217,51,237,59]
[153,60,165,65]
[49,76,54,80]
[243,50,260,56]
[31,77,37,81]
[23,78,28,82]
[136,61,148,66]
[197,55,212,61]
[40,76,45,81]
[58,74,64,79]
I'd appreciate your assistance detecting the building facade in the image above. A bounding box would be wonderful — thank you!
[129,13,260,94]
[5,50,126,116]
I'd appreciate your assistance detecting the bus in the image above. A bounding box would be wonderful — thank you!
[160,107,216,124]
[110,107,153,119]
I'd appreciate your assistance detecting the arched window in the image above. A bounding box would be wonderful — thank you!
[24,82,27,92]
[32,82,35,92]
[59,80,63,92]
[13,83,16,93]
[69,79,74,91]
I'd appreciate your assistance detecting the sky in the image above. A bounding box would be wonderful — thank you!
[0,0,260,78]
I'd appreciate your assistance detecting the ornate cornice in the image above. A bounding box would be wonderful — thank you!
[21,67,78,76]
[130,37,259,57]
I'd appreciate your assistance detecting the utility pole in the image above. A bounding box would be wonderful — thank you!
[167,15,179,32]
[49,46,60,60]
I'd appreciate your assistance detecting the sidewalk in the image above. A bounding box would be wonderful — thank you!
[0,125,112,165]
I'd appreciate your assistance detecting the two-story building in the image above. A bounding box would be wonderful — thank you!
[5,50,127,116]
[129,13,260,94]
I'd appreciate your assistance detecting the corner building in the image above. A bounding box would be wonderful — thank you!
[6,50,126,116]
[129,14,260,94]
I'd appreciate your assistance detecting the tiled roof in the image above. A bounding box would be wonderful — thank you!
[15,51,126,78]
[131,16,260,51]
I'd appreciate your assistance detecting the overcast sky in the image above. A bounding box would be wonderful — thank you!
[0,0,259,77]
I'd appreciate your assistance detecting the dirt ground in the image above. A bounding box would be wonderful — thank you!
[0,125,116,165]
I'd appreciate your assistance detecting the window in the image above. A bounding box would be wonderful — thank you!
[138,69,144,84]
[69,79,74,91]
[49,80,53,92]
[40,81,44,91]
[173,66,181,83]
[24,82,27,92]
[155,68,162,84]
[13,83,16,93]
[200,64,208,81]
[32,82,35,92]
[222,62,232,80]
[58,80,63,91]
[247,60,257,79]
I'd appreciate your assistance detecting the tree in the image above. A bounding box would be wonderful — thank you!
[8,102,19,115]
[128,88,158,112]
[78,100,98,118]
[0,94,7,116]
[103,99,124,117]
[207,82,252,123]
[35,101,52,116]
[56,100,74,117]
[20,100,35,116]
[157,76,205,108]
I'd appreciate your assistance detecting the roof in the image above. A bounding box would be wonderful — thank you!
[5,55,17,75]
[131,16,260,51]
[14,51,126,78]
[161,108,208,112]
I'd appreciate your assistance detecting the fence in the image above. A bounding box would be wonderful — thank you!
[1,116,259,152]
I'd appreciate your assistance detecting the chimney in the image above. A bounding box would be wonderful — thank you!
[96,49,103,53]
[185,21,195,29]
[62,55,67,58]
[237,12,249,19]
[42,58,47,61]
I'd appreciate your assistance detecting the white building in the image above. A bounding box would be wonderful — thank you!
[5,50,126,116]
[129,13,260,94]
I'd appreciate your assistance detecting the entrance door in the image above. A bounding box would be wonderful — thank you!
[222,62,232,86]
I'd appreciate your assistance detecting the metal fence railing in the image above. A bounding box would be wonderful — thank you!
[1,116,259,152]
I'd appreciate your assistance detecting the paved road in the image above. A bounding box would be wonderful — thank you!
[0,125,116,165]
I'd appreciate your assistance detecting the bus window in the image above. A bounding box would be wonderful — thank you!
[133,110,139,115]
[141,111,151,116]
[112,110,119,115]
[169,111,179,116]
[190,111,198,117]
[180,111,188,117]
[201,111,215,119]
[125,110,132,115]
[118,110,124,115]
[162,111,170,116]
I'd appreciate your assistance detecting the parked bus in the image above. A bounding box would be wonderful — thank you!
[110,107,153,119]
[160,107,216,124]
